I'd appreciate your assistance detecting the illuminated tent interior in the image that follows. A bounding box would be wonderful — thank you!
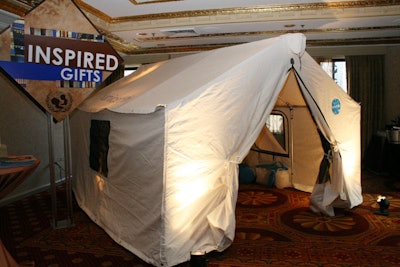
[70,33,361,267]
[244,70,352,198]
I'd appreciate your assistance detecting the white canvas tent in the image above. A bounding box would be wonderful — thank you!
[70,33,361,267]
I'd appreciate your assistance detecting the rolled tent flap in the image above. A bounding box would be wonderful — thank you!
[295,53,362,215]
[206,162,239,248]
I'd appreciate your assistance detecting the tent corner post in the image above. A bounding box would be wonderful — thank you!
[47,113,74,229]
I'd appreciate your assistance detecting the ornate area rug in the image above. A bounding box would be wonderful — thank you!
[0,190,145,267]
[1,172,399,267]
[207,183,400,267]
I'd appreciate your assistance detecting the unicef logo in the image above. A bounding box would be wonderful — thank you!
[332,98,341,115]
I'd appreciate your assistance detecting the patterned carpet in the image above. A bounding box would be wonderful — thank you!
[208,184,400,267]
[1,171,400,267]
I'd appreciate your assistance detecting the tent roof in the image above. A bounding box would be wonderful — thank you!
[79,33,306,114]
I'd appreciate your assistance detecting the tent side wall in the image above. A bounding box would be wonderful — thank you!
[297,53,362,213]
[71,108,166,266]
[161,36,307,266]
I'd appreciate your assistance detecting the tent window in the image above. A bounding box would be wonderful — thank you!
[266,113,286,150]
[320,58,347,92]
[89,120,110,177]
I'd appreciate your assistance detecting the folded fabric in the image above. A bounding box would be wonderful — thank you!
[0,156,35,168]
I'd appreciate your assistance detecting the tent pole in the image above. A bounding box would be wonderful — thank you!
[47,113,57,228]
[289,107,294,182]
[48,113,74,229]
[63,115,74,227]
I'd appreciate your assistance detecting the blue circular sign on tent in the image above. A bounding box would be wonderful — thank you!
[332,98,341,115]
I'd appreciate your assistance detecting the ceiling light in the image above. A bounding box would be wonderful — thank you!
[160,28,199,37]
[284,24,296,28]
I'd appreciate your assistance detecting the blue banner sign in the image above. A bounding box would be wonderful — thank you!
[0,61,102,82]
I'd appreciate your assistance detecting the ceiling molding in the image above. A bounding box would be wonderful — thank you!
[108,35,400,56]
[92,6,400,33]
[134,26,400,43]
[0,0,38,16]
[307,36,400,46]
[129,0,183,5]
[76,0,400,24]
[1,0,399,57]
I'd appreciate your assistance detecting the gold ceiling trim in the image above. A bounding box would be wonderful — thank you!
[96,25,140,51]
[1,0,400,56]
[110,36,400,55]
[74,0,400,24]
[2,0,399,21]
[0,0,40,16]
[133,25,400,43]
[307,36,400,46]
[2,0,399,23]
[119,43,229,55]
[130,0,183,5]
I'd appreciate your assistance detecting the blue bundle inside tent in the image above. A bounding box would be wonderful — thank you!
[255,162,288,187]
